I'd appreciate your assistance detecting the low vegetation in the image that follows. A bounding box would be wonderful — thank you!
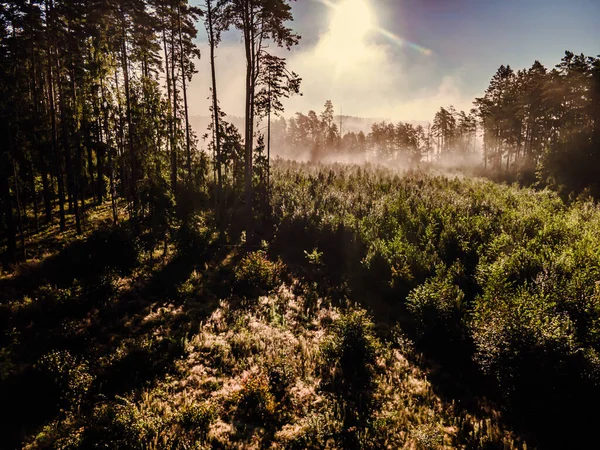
[2,162,599,449]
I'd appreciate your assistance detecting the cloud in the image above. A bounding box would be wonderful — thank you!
[188,4,472,125]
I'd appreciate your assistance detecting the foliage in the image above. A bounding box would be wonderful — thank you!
[176,402,216,443]
[86,225,140,276]
[407,263,467,345]
[35,350,93,413]
[5,160,600,449]
[270,162,600,448]
[175,214,211,259]
[234,373,277,425]
[320,308,381,447]
[234,250,282,298]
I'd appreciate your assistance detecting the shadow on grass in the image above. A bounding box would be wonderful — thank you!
[0,223,241,449]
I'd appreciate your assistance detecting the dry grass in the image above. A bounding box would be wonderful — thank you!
[25,280,526,449]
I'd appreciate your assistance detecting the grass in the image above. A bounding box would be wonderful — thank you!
[7,160,600,448]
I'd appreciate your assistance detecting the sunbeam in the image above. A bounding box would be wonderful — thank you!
[377,28,433,56]
[313,0,433,57]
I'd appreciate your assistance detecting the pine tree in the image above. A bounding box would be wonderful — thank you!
[227,0,300,243]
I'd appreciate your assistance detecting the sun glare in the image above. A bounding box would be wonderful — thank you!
[330,0,375,44]
[318,0,377,72]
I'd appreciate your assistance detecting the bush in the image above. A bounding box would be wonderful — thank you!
[234,250,282,298]
[35,350,93,412]
[235,373,277,426]
[175,215,210,259]
[139,177,175,254]
[266,354,295,403]
[320,309,381,434]
[470,287,599,446]
[83,401,147,450]
[177,402,216,443]
[284,410,341,450]
[86,225,139,276]
[406,265,467,346]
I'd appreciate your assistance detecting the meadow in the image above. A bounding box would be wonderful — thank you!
[2,161,599,449]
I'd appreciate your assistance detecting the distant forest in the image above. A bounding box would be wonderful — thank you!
[1,0,599,264]
[273,53,600,196]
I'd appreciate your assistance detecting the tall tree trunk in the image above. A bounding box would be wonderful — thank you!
[56,66,75,216]
[242,3,254,244]
[109,146,118,224]
[69,57,82,235]
[86,124,96,206]
[121,17,137,214]
[40,157,52,223]
[114,69,128,200]
[29,163,39,232]
[31,42,53,224]
[267,81,271,190]
[12,159,26,260]
[207,0,223,228]
[483,124,488,170]
[101,78,117,223]
[177,2,192,183]
[163,28,175,193]
[0,151,16,260]
[46,0,65,230]
[170,26,179,194]
[96,87,105,205]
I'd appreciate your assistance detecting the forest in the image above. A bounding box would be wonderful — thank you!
[1,0,600,449]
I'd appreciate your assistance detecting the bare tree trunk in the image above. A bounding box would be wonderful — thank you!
[0,154,16,260]
[207,0,223,230]
[68,51,83,235]
[57,66,76,218]
[96,101,105,205]
[31,50,53,223]
[120,15,137,215]
[171,25,179,194]
[114,69,128,201]
[29,163,39,232]
[12,160,26,260]
[177,2,192,183]
[86,131,96,205]
[163,28,175,193]
[108,146,118,224]
[46,0,65,230]
[100,78,115,222]
[242,2,254,244]
[267,81,271,190]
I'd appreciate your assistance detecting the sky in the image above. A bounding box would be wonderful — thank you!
[188,0,600,123]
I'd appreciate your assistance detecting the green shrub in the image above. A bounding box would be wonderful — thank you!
[235,373,276,426]
[139,177,175,254]
[234,250,282,298]
[284,410,341,450]
[406,265,467,345]
[176,215,210,259]
[177,402,216,443]
[83,401,147,450]
[266,354,295,403]
[36,350,93,412]
[412,423,444,450]
[320,309,381,436]
[470,287,590,436]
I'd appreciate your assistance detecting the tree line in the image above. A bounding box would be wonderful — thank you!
[274,51,599,194]
[0,0,301,262]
